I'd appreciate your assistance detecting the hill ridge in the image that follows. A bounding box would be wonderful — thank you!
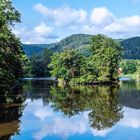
[22,34,140,59]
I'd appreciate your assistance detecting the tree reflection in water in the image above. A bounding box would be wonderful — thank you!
[49,85,123,131]
[0,85,25,140]
[0,81,125,139]
[119,80,140,109]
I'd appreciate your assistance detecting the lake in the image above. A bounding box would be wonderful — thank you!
[0,79,140,140]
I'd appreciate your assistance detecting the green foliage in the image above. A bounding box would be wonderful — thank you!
[22,44,44,57]
[90,35,122,83]
[0,0,21,26]
[120,60,138,74]
[57,34,92,51]
[0,0,25,88]
[49,35,122,84]
[30,48,53,77]
[121,37,140,59]
[49,49,85,81]
[22,54,32,77]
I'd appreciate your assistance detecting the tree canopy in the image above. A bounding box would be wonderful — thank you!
[0,0,25,88]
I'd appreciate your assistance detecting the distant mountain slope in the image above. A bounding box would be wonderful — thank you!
[22,44,44,56]
[22,34,92,56]
[120,37,140,59]
[22,44,56,57]
[22,34,140,59]
[57,34,92,51]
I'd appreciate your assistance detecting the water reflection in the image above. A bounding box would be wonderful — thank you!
[0,80,140,140]
[0,85,25,140]
[49,86,123,131]
[119,80,140,109]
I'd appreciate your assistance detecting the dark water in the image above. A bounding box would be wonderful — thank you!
[0,80,140,140]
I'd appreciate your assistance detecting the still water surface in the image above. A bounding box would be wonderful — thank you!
[1,80,140,140]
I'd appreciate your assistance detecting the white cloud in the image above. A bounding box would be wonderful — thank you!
[34,22,54,36]
[33,113,88,140]
[34,108,53,121]
[13,22,58,44]
[83,7,140,38]
[90,7,114,26]
[24,99,54,121]
[33,109,115,140]
[104,15,140,34]
[119,107,140,129]
[33,3,87,26]
[91,128,113,137]
[33,3,50,17]
[23,99,125,140]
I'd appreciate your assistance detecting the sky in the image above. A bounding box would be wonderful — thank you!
[11,0,140,44]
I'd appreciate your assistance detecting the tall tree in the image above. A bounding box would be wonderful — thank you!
[91,35,122,83]
[0,0,24,87]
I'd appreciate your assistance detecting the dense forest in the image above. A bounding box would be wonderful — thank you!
[22,34,140,60]
[121,37,140,59]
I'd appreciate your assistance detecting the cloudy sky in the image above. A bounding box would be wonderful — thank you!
[12,0,140,44]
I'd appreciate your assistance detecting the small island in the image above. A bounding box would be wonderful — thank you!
[49,35,122,85]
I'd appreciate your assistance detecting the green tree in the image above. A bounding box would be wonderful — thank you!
[91,35,122,83]
[49,49,84,81]
[0,0,24,88]
[120,60,137,74]
[30,48,53,77]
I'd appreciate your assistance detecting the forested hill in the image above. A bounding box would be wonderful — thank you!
[22,34,140,59]
[22,43,56,56]
[22,34,92,56]
[120,37,140,59]
[58,34,92,51]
